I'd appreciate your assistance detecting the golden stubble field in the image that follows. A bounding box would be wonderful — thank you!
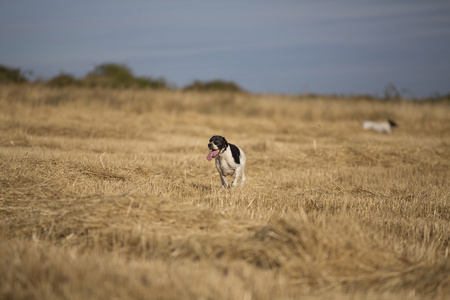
[0,85,449,299]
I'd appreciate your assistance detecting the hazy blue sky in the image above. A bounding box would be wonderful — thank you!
[1,0,449,97]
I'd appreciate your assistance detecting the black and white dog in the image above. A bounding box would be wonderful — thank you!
[362,119,398,134]
[206,135,246,188]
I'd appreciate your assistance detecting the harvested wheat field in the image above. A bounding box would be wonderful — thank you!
[0,85,449,299]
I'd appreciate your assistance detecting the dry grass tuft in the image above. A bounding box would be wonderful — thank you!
[1,85,449,299]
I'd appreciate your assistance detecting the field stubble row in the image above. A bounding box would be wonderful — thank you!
[0,86,449,299]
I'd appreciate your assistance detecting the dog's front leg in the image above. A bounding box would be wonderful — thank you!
[215,159,230,188]
[240,169,246,187]
[231,166,242,187]
[220,174,230,188]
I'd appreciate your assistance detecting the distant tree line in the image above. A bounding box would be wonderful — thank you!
[1,63,449,100]
[47,63,170,90]
[0,63,246,92]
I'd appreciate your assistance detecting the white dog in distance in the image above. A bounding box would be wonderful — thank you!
[362,119,398,134]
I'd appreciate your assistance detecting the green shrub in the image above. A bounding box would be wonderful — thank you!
[47,73,81,87]
[183,80,245,92]
[0,64,29,83]
[133,76,169,90]
[84,63,134,88]
[83,63,170,90]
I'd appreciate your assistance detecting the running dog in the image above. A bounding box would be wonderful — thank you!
[362,119,398,134]
[206,135,246,188]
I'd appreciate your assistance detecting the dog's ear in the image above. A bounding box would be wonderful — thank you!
[221,136,228,148]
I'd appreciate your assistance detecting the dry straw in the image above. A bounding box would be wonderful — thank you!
[0,85,449,299]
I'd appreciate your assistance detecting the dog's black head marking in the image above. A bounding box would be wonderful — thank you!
[208,135,228,151]
[388,119,398,128]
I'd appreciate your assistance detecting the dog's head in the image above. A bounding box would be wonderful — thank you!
[206,135,228,161]
[388,119,398,128]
